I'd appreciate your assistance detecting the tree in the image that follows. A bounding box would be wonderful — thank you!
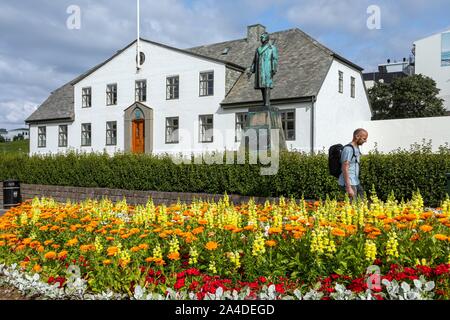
[0,135,5,143]
[368,74,446,120]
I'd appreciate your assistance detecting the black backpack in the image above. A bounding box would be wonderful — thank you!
[328,144,355,178]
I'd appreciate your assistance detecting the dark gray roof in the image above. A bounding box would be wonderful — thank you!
[27,28,364,122]
[25,82,74,123]
[188,28,363,106]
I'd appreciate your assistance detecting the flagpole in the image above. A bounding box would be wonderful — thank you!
[136,0,140,72]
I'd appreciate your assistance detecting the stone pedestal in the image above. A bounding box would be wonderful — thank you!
[239,105,287,152]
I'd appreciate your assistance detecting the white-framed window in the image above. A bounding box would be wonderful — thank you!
[235,112,248,142]
[81,123,91,146]
[38,126,46,148]
[135,80,147,102]
[199,71,214,96]
[82,87,92,108]
[106,121,117,146]
[351,76,356,98]
[106,84,117,105]
[199,114,213,143]
[58,125,68,147]
[165,117,179,144]
[338,71,344,93]
[280,109,295,141]
[166,76,179,100]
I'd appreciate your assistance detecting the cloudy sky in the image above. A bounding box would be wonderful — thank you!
[0,0,449,129]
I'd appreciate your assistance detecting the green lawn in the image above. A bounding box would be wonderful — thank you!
[0,140,29,154]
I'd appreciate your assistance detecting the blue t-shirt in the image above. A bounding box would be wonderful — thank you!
[338,144,361,187]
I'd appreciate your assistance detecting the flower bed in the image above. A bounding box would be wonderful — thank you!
[0,192,449,300]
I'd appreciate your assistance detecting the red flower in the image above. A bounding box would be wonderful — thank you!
[275,284,285,294]
[177,271,186,279]
[186,268,201,276]
[374,259,383,266]
[174,278,185,290]
[189,281,199,291]
[258,276,267,283]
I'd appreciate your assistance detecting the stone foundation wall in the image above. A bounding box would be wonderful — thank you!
[0,182,278,208]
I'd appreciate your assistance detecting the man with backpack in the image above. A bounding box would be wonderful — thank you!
[329,128,368,201]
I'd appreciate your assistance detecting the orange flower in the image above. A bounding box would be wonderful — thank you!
[268,227,282,235]
[80,244,94,252]
[331,228,346,237]
[103,259,112,265]
[434,234,448,241]
[167,252,180,261]
[410,233,420,241]
[205,241,219,251]
[58,250,68,259]
[131,246,140,253]
[32,264,42,273]
[0,241,5,246]
[420,212,433,220]
[107,246,119,256]
[244,225,256,231]
[154,258,166,266]
[15,244,26,251]
[52,244,61,249]
[138,243,149,250]
[419,225,433,233]
[37,245,45,253]
[198,219,208,225]
[44,251,57,260]
[66,238,78,246]
[145,257,154,263]
[265,240,277,247]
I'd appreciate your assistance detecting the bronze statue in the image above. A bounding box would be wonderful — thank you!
[247,32,279,107]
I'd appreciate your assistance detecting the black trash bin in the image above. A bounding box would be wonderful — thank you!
[3,180,21,209]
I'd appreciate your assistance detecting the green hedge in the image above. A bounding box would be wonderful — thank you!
[0,149,449,206]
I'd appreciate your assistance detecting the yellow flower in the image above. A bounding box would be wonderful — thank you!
[205,241,219,251]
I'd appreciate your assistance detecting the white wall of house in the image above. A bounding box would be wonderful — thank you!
[314,59,372,153]
[71,41,228,155]
[363,116,450,153]
[29,123,74,154]
[414,30,450,111]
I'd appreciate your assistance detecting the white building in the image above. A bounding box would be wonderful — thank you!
[414,28,450,111]
[1,128,29,141]
[26,24,372,155]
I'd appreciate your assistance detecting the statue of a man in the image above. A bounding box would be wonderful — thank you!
[248,32,279,107]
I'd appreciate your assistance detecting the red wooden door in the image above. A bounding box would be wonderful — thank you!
[132,120,145,153]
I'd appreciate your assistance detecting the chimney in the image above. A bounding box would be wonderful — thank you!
[247,24,266,44]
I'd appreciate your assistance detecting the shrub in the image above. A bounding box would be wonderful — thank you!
[0,148,449,206]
